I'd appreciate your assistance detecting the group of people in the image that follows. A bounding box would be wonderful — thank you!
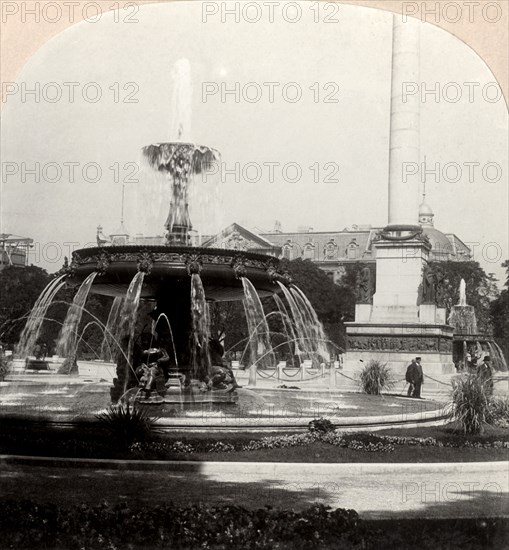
[406,354,494,399]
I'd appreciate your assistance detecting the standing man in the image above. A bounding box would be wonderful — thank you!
[405,358,417,397]
[413,357,424,398]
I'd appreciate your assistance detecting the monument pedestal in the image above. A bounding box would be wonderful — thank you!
[343,17,455,385]
[344,321,455,376]
[345,229,454,378]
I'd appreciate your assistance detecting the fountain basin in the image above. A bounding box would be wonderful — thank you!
[69,245,282,301]
[77,360,116,381]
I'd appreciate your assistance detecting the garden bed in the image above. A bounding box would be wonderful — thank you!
[0,419,507,463]
[0,500,506,549]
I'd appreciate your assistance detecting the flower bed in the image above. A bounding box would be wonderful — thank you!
[129,430,509,457]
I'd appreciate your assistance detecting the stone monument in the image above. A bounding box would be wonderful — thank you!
[344,15,454,377]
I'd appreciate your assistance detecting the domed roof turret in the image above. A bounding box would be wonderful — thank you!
[419,201,433,217]
[418,192,435,227]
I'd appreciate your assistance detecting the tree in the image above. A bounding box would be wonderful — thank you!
[275,258,355,352]
[490,260,509,364]
[429,260,498,333]
[209,300,248,356]
[0,265,114,357]
[0,266,52,347]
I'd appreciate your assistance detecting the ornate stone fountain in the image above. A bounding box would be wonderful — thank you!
[63,60,291,404]
[448,279,507,371]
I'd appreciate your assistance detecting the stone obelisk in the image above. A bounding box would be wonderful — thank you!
[387,15,420,227]
[368,15,427,319]
[344,15,454,380]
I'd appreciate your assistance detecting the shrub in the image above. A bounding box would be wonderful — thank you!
[308,417,335,433]
[487,397,509,428]
[0,500,360,549]
[447,373,494,435]
[96,403,158,448]
[358,360,394,395]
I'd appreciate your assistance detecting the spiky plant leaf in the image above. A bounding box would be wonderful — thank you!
[359,360,394,395]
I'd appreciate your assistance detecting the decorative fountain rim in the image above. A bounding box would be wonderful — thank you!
[72,245,280,267]
[64,245,293,299]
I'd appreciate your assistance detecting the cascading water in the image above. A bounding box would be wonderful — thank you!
[448,278,478,334]
[100,296,124,362]
[116,272,145,391]
[55,272,98,363]
[272,293,298,357]
[190,273,211,380]
[15,275,66,357]
[290,285,330,362]
[154,313,179,368]
[276,282,315,360]
[242,277,276,369]
[141,59,220,246]
[487,341,508,372]
[458,278,467,306]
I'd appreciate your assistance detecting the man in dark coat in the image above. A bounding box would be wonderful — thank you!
[405,358,417,397]
[413,357,424,398]
[405,357,424,398]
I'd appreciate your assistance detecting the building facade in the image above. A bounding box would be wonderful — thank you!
[96,199,471,283]
[0,234,33,270]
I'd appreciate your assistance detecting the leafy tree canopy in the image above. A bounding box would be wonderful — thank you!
[0,266,51,346]
[429,260,498,333]
[490,260,509,363]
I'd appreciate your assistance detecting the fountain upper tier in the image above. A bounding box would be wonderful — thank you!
[67,245,288,302]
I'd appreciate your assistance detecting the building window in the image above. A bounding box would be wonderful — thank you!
[346,239,359,259]
[303,243,315,260]
[323,239,338,260]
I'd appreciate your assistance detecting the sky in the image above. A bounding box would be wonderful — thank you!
[1,1,507,285]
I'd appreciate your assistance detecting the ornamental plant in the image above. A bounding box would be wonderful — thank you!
[447,373,494,435]
[358,360,394,395]
[96,402,158,448]
[308,417,335,433]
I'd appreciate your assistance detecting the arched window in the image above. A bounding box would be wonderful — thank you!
[323,239,338,260]
[303,242,315,260]
[346,239,359,259]
[283,244,292,260]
